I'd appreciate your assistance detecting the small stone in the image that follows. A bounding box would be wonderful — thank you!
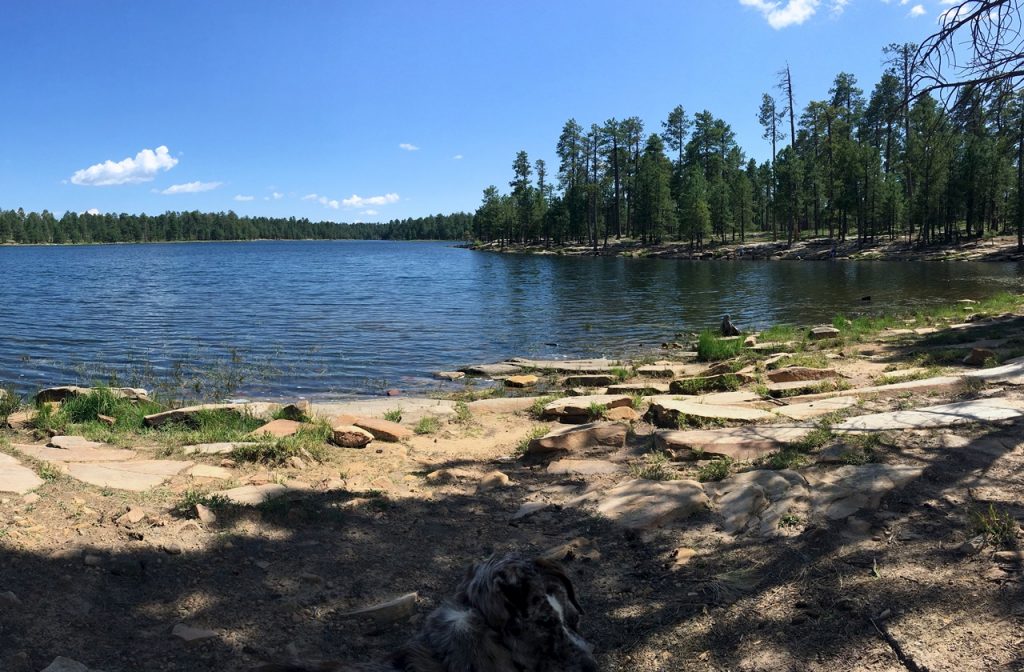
[118,506,146,525]
[0,590,21,606]
[249,419,303,438]
[959,535,986,555]
[330,424,375,448]
[161,542,183,555]
[288,456,306,470]
[810,326,841,341]
[478,471,511,491]
[505,374,539,388]
[195,503,216,524]
[83,553,102,567]
[671,547,698,568]
[22,493,40,505]
[41,657,91,672]
[97,414,116,426]
[425,468,474,484]
[171,623,218,643]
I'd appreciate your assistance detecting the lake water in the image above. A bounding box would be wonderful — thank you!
[1,240,1022,399]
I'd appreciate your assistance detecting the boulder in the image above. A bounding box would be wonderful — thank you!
[330,424,374,448]
[505,374,539,388]
[809,326,841,340]
[766,367,842,383]
[564,374,617,387]
[541,395,633,423]
[963,347,997,367]
[527,421,627,454]
[592,478,708,530]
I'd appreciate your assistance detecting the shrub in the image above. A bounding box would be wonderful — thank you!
[697,457,733,482]
[629,451,676,481]
[515,425,549,455]
[414,415,441,435]
[383,408,403,423]
[0,384,22,424]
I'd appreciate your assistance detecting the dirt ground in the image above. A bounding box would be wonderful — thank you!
[2,312,1024,672]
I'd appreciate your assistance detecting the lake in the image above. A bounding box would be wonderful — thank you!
[1,240,1022,399]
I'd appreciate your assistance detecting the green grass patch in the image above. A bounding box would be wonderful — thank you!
[697,331,744,362]
[527,395,559,420]
[670,374,742,395]
[971,503,1018,547]
[0,384,22,424]
[760,324,800,343]
[414,415,442,435]
[697,457,733,482]
[611,366,632,383]
[452,401,472,424]
[382,408,403,423]
[874,366,944,386]
[586,402,608,421]
[231,423,330,465]
[173,488,231,517]
[515,425,549,455]
[629,451,676,481]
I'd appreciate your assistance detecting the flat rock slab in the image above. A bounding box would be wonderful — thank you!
[509,358,617,373]
[542,395,632,422]
[833,398,1024,433]
[528,421,627,454]
[647,398,776,427]
[767,367,841,383]
[314,398,455,423]
[636,363,704,378]
[0,453,44,494]
[214,483,290,505]
[804,464,924,520]
[694,391,762,405]
[183,442,258,455]
[766,380,828,396]
[66,460,193,491]
[963,360,1024,385]
[773,396,859,420]
[704,469,808,535]
[505,374,539,388]
[564,374,617,387]
[467,397,540,414]
[786,375,964,403]
[15,443,138,463]
[655,425,812,460]
[350,417,412,442]
[606,382,671,395]
[546,459,626,476]
[592,478,709,529]
[249,419,304,438]
[189,464,233,479]
[460,363,523,377]
[50,435,105,450]
[144,403,248,428]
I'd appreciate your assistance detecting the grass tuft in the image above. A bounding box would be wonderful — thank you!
[414,415,442,435]
[697,457,733,482]
[629,451,677,481]
[697,331,744,362]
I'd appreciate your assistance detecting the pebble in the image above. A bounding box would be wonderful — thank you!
[195,503,216,524]
[83,554,102,567]
[161,542,183,555]
[171,623,219,643]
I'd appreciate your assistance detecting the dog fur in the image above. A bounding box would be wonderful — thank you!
[254,553,597,672]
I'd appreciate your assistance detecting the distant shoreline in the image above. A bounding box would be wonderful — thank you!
[0,238,459,249]
[469,234,1024,263]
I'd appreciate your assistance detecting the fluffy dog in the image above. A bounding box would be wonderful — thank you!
[254,553,597,672]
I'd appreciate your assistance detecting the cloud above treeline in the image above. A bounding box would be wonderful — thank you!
[160,181,222,195]
[739,0,854,28]
[71,146,178,186]
[399,143,419,151]
[303,192,400,209]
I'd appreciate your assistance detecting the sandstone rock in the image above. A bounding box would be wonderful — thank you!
[962,359,1024,385]
[97,414,116,427]
[743,335,757,347]
[564,374,616,387]
[214,483,290,505]
[545,459,625,476]
[604,406,641,422]
[606,382,670,395]
[182,442,256,455]
[478,471,512,491]
[505,374,539,388]
[803,463,924,520]
[668,374,751,394]
[172,623,218,643]
[277,400,311,420]
[250,419,304,438]
[766,367,841,383]
[541,395,632,422]
[49,435,105,450]
[195,503,217,524]
[467,397,539,414]
[352,417,412,442]
[655,425,811,461]
[646,398,775,427]
[773,396,858,420]
[0,453,44,495]
[963,347,997,366]
[189,464,233,480]
[508,357,617,373]
[330,424,375,448]
[671,547,698,568]
[528,421,627,454]
[340,592,418,624]
[809,326,841,340]
[117,506,146,525]
[593,478,708,529]
[435,371,465,381]
[542,537,600,562]
[765,380,828,396]
[705,469,808,535]
[66,460,193,492]
[288,456,306,470]
[425,468,474,484]
[460,363,523,377]
[833,398,1024,433]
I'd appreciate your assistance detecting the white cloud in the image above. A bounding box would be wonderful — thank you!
[360,209,379,216]
[399,143,419,151]
[233,194,255,202]
[71,146,178,186]
[342,193,400,207]
[908,3,925,17]
[271,191,283,199]
[830,0,849,16]
[453,154,464,160]
[739,0,820,29]
[301,193,318,201]
[160,181,222,195]
[85,208,100,215]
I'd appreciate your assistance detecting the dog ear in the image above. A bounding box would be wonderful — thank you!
[534,558,584,615]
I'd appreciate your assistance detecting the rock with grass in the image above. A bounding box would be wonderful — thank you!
[15,443,138,463]
[35,386,150,404]
[773,396,858,420]
[564,374,616,387]
[606,382,670,395]
[655,425,812,461]
[669,374,750,395]
[330,424,375,448]
[143,403,247,428]
[590,478,709,530]
[505,374,539,388]
[962,347,997,366]
[527,421,627,454]
[349,417,412,442]
[809,326,841,340]
[249,418,304,438]
[540,394,632,423]
[646,398,775,427]
[460,363,523,377]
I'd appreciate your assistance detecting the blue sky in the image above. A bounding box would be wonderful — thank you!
[0,0,952,223]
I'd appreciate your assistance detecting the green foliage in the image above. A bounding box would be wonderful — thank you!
[629,451,676,481]
[174,488,231,517]
[58,388,163,430]
[697,331,743,362]
[515,425,549,455]
[760,324,800,343]
[414,415,441,435]
[231,424,329,465]
[697,457,733,482]
[586,402,608,421]
[452,401,472,424]
[382,408,403,423]
[672,374,741,395]
[779,513,802,528]
[156,409,265,447]
[611,367,632,383]
[971,504,1018,547]
[37,461,62,481]
[0,384,21,423]
[527,395,558,420]
[766,449,808,470]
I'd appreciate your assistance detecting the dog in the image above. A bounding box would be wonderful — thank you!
[254,553,597,672]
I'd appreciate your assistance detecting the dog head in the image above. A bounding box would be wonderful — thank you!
[457,553,597,672]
